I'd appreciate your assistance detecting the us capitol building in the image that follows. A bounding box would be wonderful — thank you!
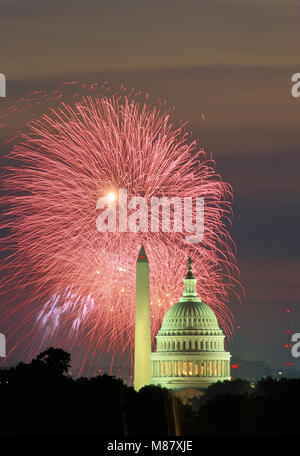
[134,247,231,392]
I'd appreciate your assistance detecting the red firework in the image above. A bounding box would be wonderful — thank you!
[0,84,239,377]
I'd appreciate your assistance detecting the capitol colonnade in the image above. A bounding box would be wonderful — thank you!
[151,358,231,378]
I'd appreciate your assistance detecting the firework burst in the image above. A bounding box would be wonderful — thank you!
[0,83,240,377]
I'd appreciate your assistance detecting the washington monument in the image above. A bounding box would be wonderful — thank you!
[134,245,151,391]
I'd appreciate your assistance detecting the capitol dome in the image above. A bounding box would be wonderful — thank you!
[150,257,231,390]
[159,300,222,334]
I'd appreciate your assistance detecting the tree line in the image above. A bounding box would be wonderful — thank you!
[0,347,299,435]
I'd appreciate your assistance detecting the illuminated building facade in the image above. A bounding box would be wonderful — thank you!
[150,257,231,390]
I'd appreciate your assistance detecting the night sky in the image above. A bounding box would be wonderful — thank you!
[1,0,300,370]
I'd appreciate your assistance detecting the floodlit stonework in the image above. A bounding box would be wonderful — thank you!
[150,257,231,390]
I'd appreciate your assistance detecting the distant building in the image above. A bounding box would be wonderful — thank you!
[231,355,271,381]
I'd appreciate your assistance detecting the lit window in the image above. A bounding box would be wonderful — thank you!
[207,362,210,376]
[177,361,181,376]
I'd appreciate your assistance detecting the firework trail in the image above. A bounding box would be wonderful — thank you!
[0,83,240,377]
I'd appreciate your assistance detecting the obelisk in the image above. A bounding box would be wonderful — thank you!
[134,245,151,391]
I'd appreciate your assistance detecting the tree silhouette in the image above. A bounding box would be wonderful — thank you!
[33,347,71,376]
[1,349,300,436]
[205,378,252,398]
